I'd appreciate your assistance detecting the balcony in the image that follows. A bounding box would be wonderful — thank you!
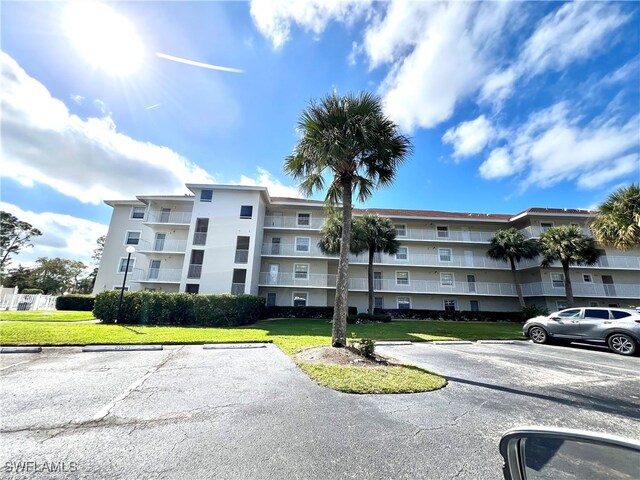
[144,210,192,227]
[517,255,640,270]
[396,229,495,243]
[137,239,187,254]
[264,215,325,230]
[520,226,592,239]
[131,267,182,283]
[520,282,640,298]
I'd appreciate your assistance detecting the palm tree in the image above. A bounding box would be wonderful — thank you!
[538,225,601,307]
[590,183,640,251]
[486,228,539,308]
[285,92,412,347]
[353,214,400,315]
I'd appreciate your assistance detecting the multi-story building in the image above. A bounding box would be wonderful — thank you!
[94,184,640,312]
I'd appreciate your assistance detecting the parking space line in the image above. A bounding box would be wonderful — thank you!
[0,360,32,372]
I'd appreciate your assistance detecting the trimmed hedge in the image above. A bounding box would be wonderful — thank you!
[262,306,357,320]
[374,308,524,323]
[93,291,264,327]
[56,294,95,311]
[347,312,392,324]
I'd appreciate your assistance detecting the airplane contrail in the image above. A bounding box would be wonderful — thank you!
[145,103,161,110]
[156,52,243,73]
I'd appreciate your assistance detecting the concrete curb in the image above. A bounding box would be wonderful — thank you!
[203,344,268,350]
[82,345,163,352]
[476,340,516,345]
[0,347,43,354]
[431,341,474,345]
[376,341,412,346]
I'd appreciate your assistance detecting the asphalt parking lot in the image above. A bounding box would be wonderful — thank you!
[1,342,638,479]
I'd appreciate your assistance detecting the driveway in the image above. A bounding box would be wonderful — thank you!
[1,342,638,479]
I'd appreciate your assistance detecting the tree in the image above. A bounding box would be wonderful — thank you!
[76,268,98,294]
[2,265,37,292]
[0,211,42,271]
[32,257,87,295]
[92,235,106,265]
[486,228,539,308]
[285,91,412,347]
[590,183,640,251]
[538,226,601,307]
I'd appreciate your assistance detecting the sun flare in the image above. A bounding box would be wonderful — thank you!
[64,2,144,75]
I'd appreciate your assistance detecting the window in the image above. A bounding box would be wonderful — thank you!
[438,248,452,262]
[611,310,631,319]
[436,225,449,238]
[266,293,277,307]
[144,288,156,292]
[113,285,130,291]
[293,292,308,307]
[240,205,253,219]
[396,271,409,285]
[395,247,408,260]
[444,300,457,311]
[397,297,411,309]
[231,269,247,294]
[193,218,209,245]
[200,189,212,202]
[541,222,553,232]
[585,309,610,320]
[124,231,141,245]
[467,274,476,293]
[297,213,310,226]
[294,264,309,280]
[589,301,599,307]
[374,297,384,309]
[470,300,479,312]
[185,284,199,294]
[235,236,250,263]
[295,237,310,252]
[118,257,135,273]
[131,206,145,219]
[551,273,564,288]
[583,274,592,283]
[556,300,569,310]
[395,224,407,237]
[440,273,454,286]
[188,250,204,279]
[608,303,620,308]
[557,308,580,318]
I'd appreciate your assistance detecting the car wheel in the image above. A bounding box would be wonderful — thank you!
[607,334,637,356]
[529,326,549,344]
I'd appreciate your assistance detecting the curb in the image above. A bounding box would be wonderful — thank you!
[477,340,516,345]
[203,344,268,350]
[0,347,43,354]
[431,341,474,345]
[376,341,412,346]
[82,345,163,352]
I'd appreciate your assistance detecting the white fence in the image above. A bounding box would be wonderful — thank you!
[0,294,58,311]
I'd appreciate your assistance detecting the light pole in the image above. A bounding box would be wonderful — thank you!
[116,246,135,324]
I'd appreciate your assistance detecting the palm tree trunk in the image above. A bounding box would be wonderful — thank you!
[368,248,375,315]
[510,258,525,308]
[332,177,352,347]
[562,262,574,307]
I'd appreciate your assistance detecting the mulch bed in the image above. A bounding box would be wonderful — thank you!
[295,345,393,368]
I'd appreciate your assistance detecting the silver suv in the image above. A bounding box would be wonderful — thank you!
[523,307,640,356]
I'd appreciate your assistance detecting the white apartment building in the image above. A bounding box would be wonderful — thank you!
[93,184,640,312]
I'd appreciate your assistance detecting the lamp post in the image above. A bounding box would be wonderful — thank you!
[116,246,135,324]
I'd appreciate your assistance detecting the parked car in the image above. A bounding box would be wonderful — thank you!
[523,307,640,356]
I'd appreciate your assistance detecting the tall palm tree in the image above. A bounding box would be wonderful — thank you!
[486,228,539,308]
[353,214,400,315]
[538,225,601,307]
[590,183,640,251]
[285,92,412,347]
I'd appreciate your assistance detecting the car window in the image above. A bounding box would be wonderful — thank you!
[611,310,632,319]
[584,309,610,319]
[557,309,581,318]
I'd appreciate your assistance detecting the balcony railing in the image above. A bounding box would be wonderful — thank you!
[517,255,640,270]
[231,283,246,295]
[131,267,182,283]
[187,264,202,279]
[520,226,592,239]
[145,211,192,225]
[193,232,207,246]
[520,282,640,298]
[396,229,495,243]
[234,249,249,264]
[138,239,187,253]
[264,216,326,230]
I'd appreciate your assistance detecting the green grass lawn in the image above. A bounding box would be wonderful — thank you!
[0,318,522,394]
[0,310,95,322]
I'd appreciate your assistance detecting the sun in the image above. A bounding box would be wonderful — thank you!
[64,2,144,75]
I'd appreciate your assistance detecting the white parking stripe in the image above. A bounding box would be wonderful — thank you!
[0,360,31,371]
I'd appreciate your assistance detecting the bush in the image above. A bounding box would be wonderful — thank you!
[263,306,357,320]
[347,312,392,324]
[21,288,44,295]
[374,308,524,322]
[56,294,95,311]
[522,305,549,320]
[93,291,264,326]
[358,338,376,357]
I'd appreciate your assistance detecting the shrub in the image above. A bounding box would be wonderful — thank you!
[347,312,392,324]
[374,308,523,322]
[56,294,95,311]
[522,305,549,320]
[21,288,44,295]
[263,306,357,320]
[358,338,376,357]
[93,291,263,326]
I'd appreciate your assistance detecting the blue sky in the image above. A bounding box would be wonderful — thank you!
[1,1,639,266]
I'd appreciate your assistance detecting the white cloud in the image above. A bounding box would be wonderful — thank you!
[442,115,495,159]
[249,0,371,49]
[0,202,108,268]
[480,2,630,105]
[1,52,214,205]
[233,167,301,198]
[478,102,640,190]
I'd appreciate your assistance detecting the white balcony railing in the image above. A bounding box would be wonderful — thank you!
[138,239,187,253]
[145,210,192,225]
[517,255,640,270]
[520,282,640,298]
[396,229,495,243]
[264,215,325,230]
[520,226,592,239]
[131,268,182,283]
